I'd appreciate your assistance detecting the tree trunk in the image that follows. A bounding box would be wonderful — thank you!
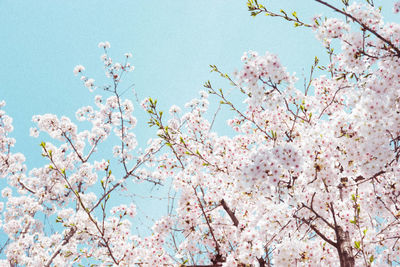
[336,226,355,267]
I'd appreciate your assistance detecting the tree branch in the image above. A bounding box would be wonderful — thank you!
[315,0,400,57]
[220,199,239,227]
[44,227,77,267]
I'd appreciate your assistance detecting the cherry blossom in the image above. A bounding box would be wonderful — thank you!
[1,1,400,267]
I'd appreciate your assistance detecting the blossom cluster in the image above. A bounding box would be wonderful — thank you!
[315,17,349,44]
[241,144,302,188]
[236,50,293,106]
[1,1,400,266]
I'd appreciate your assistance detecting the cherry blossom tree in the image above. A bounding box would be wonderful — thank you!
[1,0,400,266]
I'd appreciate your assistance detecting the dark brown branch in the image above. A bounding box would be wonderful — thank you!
[193,188,222,260]
[17,178,35,194]
[220,199,239,227]
[44,227,77,267]
[307,193,335,229]
[318,86,348,119]
[294,214,337,247]
[336,226,355,267]
[315,0,400,57]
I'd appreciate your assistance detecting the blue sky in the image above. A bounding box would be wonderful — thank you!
[1,0,399,240]
[0,0,328,161]
[1,0,398,156]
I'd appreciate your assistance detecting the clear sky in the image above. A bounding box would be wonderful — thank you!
[0,0,328,160]
[0,0,399,242]
[1,0,399,158]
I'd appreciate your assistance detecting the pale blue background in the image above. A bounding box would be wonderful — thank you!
[0,0,399,252]
[1,0,328,160]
